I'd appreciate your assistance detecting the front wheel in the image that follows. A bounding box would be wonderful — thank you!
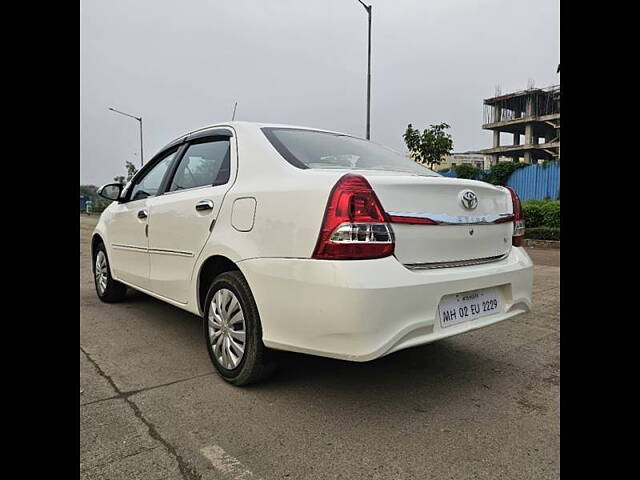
[203,271,275,386]
[93,243,127,302]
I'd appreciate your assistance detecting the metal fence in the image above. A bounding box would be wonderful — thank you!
[505,162,560,201]
[438,163,560,201]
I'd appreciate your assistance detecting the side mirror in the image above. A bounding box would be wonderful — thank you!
[97,183,123,201]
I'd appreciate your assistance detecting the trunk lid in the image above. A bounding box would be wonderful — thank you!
[361,172,514,266]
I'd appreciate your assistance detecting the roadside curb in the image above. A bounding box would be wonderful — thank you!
[524,239,560,249]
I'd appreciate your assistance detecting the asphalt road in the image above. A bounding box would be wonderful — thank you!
[80,214,559,480]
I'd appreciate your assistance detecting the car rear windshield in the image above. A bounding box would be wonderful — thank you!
[262,127,439,176]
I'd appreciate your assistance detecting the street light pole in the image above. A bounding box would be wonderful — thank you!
[108,107,144,167]
[139,117,144,167]
[357,0,372,140]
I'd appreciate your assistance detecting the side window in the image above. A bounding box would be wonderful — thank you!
[129,149,177,201]
[169,138,230,192]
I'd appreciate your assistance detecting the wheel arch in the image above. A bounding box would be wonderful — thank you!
[91,233,105,260]
[197,255,241,315]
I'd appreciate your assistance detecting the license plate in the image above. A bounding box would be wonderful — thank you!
[438,287,502,328]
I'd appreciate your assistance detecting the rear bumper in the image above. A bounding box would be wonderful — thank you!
[238,247,533,362]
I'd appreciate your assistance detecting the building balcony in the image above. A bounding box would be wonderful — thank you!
[482,113,560,134]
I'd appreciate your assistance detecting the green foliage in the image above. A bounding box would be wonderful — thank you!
[80,185,98,212]
[522,201,545,228]
[542,202,560,228]
[112,160,138,187]
[80,185,98,198]
[453,163,480,179]
[523,191,560,240]
[80,184,112,214]
[525,227,560,241]
[403,123,453,169]
[480,162,528,186]
[522,199,560,229]
[125,161,138,182]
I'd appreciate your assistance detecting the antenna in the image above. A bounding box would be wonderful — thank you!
[231,101,238,121]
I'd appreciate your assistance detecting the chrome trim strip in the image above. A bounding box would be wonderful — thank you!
[111,243,147,252]
[404,253,509,271]
[148,248,194,258]
[111,244,194,257]
[387,211,513,225]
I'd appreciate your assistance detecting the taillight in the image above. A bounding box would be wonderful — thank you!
[505,186,525,246]
[312,174,394,260]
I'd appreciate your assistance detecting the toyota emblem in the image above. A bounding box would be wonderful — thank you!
[459,190,478,210]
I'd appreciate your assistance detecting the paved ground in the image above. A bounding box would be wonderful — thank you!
[80,214,559,480]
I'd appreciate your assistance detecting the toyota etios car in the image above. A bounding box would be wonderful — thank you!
[93,122,533,385]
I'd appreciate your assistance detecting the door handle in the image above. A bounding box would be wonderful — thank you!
[137,209,148,219]
[195,200,214,211]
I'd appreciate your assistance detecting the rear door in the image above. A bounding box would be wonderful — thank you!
[146,131,236,303]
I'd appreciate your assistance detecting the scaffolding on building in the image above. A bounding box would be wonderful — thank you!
[481,85,560,164]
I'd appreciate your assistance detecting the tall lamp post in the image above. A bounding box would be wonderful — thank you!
[356,0,372,140]
[108,107,144,167]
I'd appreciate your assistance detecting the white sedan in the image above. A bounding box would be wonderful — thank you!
[93,122,533,385]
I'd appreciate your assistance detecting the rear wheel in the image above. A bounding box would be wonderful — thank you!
[93,243,127,302]
[203,271,275,386]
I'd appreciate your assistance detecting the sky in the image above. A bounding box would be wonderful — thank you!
[80,0,559,186]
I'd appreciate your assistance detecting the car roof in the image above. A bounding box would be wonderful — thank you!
[197,121,346,133]
[163,121,354,148]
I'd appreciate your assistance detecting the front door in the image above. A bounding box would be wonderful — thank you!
[108,148,178,289]
[147,135,235,303]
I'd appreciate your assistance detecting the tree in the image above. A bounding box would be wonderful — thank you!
[479,162,527,186]
[80,185,98,198]
[125,161,138,182]
[454,163,480,180]
[112,161,139,186]
[403,123,453,169]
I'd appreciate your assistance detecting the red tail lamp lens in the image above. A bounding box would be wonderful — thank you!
[312,174,394,260]
[505,186,525,246]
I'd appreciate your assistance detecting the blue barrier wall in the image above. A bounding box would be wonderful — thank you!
[439,171,458,178]
[505,163,560,201]
[437,163,560,201]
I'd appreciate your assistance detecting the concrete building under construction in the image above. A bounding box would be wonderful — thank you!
[481,85,560,164]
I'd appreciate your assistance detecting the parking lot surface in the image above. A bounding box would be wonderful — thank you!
[80,214,559,480]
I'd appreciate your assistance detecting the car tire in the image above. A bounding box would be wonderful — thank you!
[93,242,128,303]
[203,271,276,386]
